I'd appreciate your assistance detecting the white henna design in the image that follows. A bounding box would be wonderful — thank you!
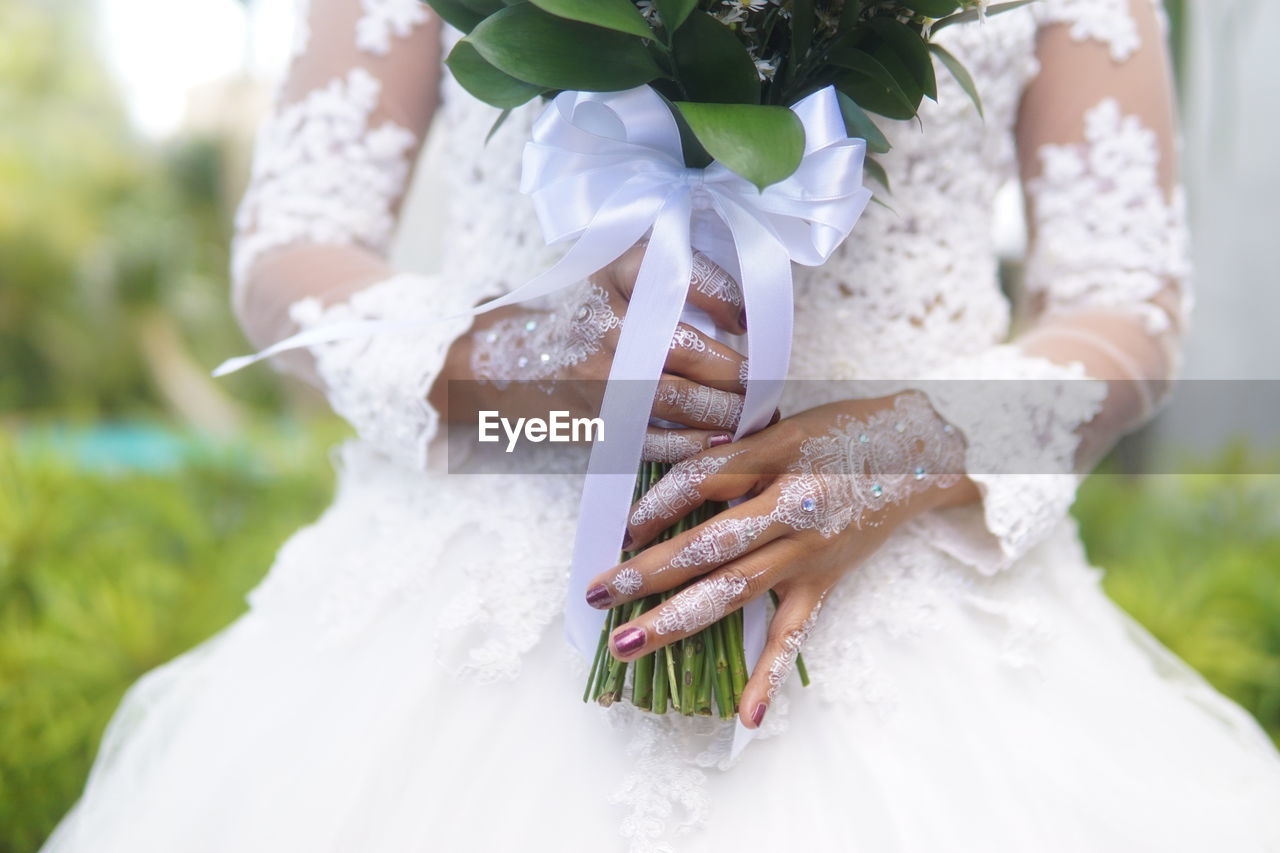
[766,598,823,700]
[653,574,750,636]
[642,431,703,463]
[670,327,732,362]
[667,515,772,571]
[771,393,964,538]
[656,383,743,430]
[691,252,742,307]
[469,282,620,391]
[612,566,643,598]
[630,451,743,526]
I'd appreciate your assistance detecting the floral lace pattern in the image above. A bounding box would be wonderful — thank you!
[355,0,429,56]
[1026,98,1192,335]
[1032,0,1166,62]
[902,348,1110,574]
[289,273,477,470]
[231,67,418,289]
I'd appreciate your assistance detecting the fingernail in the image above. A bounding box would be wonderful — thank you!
[621,531,634,551]
[751,701,768,728]
[586,583,613,609]
[709,433,732,448]
[739,309,748,331]
[613,627,647,657]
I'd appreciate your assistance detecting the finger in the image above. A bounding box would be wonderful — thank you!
[642,428,733,463]
[608,538,801,661]
[652,375,743,431]
[627,447,767,548]
[685,251,746,334]
[665,323,746,392]
[604,247,745,335]
[588,494,786,608]
[739,586,826,729]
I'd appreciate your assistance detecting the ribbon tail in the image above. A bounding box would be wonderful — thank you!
[716,196,796,755]
[211,318,431,377]
[564,191,694,655]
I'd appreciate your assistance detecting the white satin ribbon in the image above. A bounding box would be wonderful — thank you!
[214,85,871,749]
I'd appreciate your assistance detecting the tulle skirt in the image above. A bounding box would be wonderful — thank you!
[43,443,1280,852]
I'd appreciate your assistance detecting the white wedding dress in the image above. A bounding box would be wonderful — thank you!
[45,1,1280,851]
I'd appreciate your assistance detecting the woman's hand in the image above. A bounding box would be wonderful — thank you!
[433,243,751,460]
[584,391,978,728]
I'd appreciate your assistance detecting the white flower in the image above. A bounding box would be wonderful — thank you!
[754,55,779,81]
[713,5,749,25]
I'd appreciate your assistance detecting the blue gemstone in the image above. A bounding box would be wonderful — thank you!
[914,466,926,480]
[870,484,883,498]
[801,497,816,512]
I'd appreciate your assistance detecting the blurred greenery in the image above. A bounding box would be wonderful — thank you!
[0,0,1276,852]
[0,421,347,853]
[0,0,282,419]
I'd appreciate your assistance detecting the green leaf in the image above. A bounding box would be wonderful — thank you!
[931,0,1035,32]
[445,40,545,109]
[928,42,983,119]
[654,0,696,32]
[456,0,506,14]
[422,0,485,33]
[835,90,891,154]
[831,49,918,120]
[791,0,814,67]
[906,0,960,17]
[486,108,514,143]
[529,0,654,40]
[839,0,863,31]
[466,4,662,92]
[674,101,805,190]
[870,17,936,101]
[671,11,760,104]
[863,156,891,194]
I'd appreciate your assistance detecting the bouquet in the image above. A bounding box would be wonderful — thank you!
[424,0,1030,718]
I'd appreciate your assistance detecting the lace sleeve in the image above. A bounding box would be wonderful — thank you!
[911,0,1191,572]
[230,0,468,469]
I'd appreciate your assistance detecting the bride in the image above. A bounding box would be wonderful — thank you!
[45,0,1280,850]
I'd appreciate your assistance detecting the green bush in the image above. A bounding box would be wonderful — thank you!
[1077,470,1280,746]
[0,421,343,853]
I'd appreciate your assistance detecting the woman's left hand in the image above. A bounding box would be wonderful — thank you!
[584,391,976,729]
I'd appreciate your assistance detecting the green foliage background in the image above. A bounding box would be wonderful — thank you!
[0,1,1275,852]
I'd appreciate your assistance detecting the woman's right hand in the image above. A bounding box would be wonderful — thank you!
[435,243,750,460]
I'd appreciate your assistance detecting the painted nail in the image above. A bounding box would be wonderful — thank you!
[586,583,613,609]
[621,531,634,551]
[709,433,733,448]
[739,309,748,331]
[613,627,647,657]
[751,701,768,728]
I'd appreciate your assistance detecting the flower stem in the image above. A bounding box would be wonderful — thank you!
[680,630,696,715]
[695,634,713,716]
[712,618,734,719]
[664,640,680,713]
